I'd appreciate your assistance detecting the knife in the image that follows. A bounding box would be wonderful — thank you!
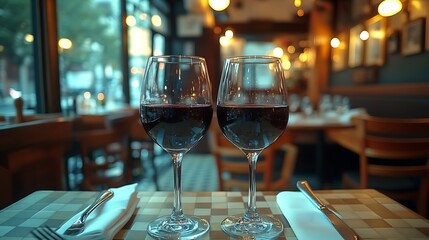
[297,180,359,240]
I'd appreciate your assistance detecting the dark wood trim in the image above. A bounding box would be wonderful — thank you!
[325,83,429,97]
[216,21,309,35]
[32,0,61,113]
[120,0,130,104]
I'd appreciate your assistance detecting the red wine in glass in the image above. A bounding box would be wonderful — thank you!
[217,56,288,239]
[140,104,213,152]
[140,55,212,239]
[217,104,289,151]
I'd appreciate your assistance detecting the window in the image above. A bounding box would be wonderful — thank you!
[127,0,151,107]
[57,0,123,114]
[0,0,172,116]
[0,1,36,116]
[128,0,169,107]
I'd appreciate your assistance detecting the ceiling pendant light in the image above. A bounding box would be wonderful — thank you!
[209,0,230,11]
[378,0,402,17]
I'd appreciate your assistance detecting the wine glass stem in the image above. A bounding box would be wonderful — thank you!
[245,152,259,219]
[171,152,184,219]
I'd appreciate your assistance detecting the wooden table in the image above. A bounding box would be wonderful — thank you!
[286,113,355,188]
[327,128,360,154]
[1,190,428,239]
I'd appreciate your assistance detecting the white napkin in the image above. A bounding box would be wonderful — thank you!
[276,191,343,240]
[57,183,139,240]
[339,108,367,123]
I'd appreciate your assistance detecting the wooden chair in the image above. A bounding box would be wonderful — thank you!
[76,113,136,190]
[0,118,73,208]
[72,114,108,131]
[106,110,155,182]
[14,97,25,123]
[13,97,63,123]
[208,118,298,191]
[342,114,429,217]
[116,108,157,187]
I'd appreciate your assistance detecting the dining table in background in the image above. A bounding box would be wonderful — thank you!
[283,111,361,189]
[1,189,428,239]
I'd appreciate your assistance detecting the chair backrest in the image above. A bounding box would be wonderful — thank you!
[72,114,108,131]
[0,118,73,207]
[209,115,297,191]
[107,108,151,142]
[122,108,153,142]
[77,127,131,190]
[12,97,63,123]
[355,115,429,185]
[14,97,24,123]
[355,114,429,215]
[75,111,139,190]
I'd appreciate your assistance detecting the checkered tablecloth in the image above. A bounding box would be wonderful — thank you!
[0,190,428,239]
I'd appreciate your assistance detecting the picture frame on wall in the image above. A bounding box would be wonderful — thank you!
[365,15,387,66]
[387,31,401,54]
[349,24,364,67]
[427,17,429,51]
[402,17,426,56]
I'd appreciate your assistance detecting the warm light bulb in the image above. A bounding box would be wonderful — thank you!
[281,58,291,70]
[209,0,230,11]
[299,52,308,62]
[83,91,91,99]
[330,38,340,48]
[273,47,284,58]
[360,30,369,41]
[24,34,34,43]
[126,16,136,26]
[58,38,72,49]
[219,36,230,46]
[151,15,162,27]
[97,92,105,101]
[225,29,234,38]
[378,0,402,17]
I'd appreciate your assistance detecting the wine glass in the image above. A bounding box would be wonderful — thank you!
[301,96,314,117]
[289,94,301,113]
[140,55,212,239]
[217,56,289,238]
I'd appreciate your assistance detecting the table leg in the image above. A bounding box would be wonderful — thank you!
[151,156,160,191]
[315,130,328,189]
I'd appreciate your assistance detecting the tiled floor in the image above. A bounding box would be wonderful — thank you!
[137,153,219,192]
[136,152,328,192]
[67,145,338,192]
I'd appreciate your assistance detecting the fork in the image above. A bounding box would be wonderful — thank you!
[62,189,114,235]
[31,225,105,240]
[32,189,114,239]
[31,225,64,240]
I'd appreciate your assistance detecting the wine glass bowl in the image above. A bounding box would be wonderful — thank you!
[140,55,212,239]
[217,56,289,238]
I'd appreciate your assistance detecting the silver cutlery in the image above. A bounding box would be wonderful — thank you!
[31,189,114,239]
[62,189,114,236]
[297,180,359,240]
[31,225,106,240]
[32,225,64,240]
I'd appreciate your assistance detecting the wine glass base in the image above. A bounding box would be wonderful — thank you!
[221,214,284,239]
[147,215,210,240]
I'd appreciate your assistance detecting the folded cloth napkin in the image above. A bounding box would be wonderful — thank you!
[339,108,367,123]
[276,191,343,240]
[57,183,139,240]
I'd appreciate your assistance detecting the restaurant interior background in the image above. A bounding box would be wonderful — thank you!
[1,0,428,118]
[1,0,429,212]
